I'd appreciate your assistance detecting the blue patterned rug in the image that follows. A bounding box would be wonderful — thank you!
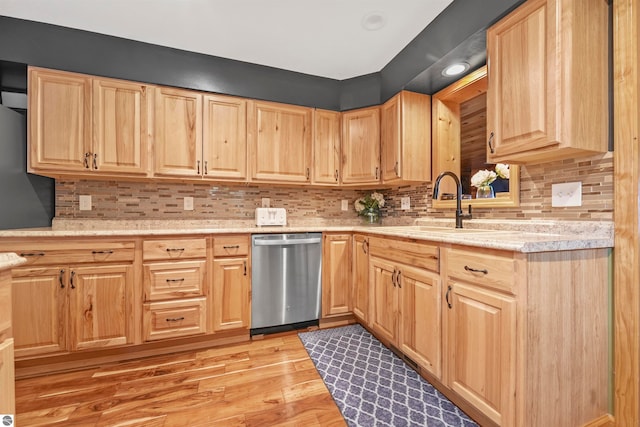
[298,324,478,427]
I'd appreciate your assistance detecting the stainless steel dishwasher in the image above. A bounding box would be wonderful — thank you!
[251,233,322,334]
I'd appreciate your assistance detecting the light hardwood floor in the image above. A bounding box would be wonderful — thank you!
[15,334,346,426]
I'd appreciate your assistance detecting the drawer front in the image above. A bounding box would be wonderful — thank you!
[213,235,249,257]
[4,241,135,265]
[143,297,207,341]
[144,260,206,301]
[446,247,516,294]
[143,238,207,261]
[369,236,439,272]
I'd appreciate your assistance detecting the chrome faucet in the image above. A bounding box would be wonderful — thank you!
[432,171,472,228]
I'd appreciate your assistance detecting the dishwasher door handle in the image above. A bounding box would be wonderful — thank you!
[253,237,322,246]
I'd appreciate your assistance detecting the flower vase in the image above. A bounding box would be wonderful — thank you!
[476,185,495,199]
[362,208,381,225]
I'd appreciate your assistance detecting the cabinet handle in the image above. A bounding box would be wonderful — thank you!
[394,161,399,176]
[93,153,98,170]
[59,269,65,289]
[488,131,495,154]
[243,261,247,276]
[166,248,185,252]
[397,270,402,288]
[83,152,91,169]
[70,270,76,289]
[165,317,185,322]
[306,167,310,180]
[375,166,379,180]
[197,160,201,174]
[392,269,397,287]
[464,265,489,275]
[19,252,45,257]
[446,285,452,309]
[92,250,114,255]
[334,169,339,182]
[166,278,185,283]
[204,160,208,175]
[223,245,240,249]
[362,239,369,254]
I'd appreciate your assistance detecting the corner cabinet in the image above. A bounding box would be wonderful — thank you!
[341,106,380,185]
[29,67,152,177]
[381,91,431,184]
[248,100,312,183]
[313,109,341,185]
[322,233,352,318]
[486,0,609,163]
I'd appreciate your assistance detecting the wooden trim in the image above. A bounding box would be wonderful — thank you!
[613,0,640,425]
[582,414,615,427]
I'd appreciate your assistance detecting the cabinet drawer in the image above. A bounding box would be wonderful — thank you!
[4,241,135,265]
[143,260,206,301]
[369,236,439,272]
[213,235,249,257]
[446,247,516,294]
[143,238,207,261]
[143,297,207,341]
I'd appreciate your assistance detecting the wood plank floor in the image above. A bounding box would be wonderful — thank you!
[15,334,347,426]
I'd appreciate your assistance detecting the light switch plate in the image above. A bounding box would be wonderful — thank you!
[551,182,582,207]
[255,207,287,226]
[183,197,194,211]
[401,196,411,210]
[341,200,349,211]
[79,195,91,211]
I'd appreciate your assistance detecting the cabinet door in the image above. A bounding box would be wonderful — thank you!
[381,94,401,182]
[154,86,203,177]
[212,257,250,331]
[341,107,380,184]
[369,257,397,344]
[28,67,92,172]
[248,101,312,183]
[322,234,352,318]
[313,109,341,185]
[11,267,67,358]
[352,235,369,323]
[202,94,247,181]
[70,264,133,351]
[0,339,15,415]
[446,281,516,426]
[93,78,151,175]
[399,265,441,379]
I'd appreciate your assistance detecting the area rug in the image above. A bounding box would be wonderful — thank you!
[299,324,478,427]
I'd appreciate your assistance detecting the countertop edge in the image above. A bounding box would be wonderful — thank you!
[0,253,27,270]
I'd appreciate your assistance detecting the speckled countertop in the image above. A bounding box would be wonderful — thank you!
[0,218,614,253]
[0,253,26,271]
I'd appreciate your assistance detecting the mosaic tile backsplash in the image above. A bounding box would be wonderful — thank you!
[55,152,613,223]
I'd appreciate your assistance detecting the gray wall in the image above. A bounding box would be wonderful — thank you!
[0,105,54,229]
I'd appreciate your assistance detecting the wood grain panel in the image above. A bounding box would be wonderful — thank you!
[368,236,439,272]
[322,234,352,317]
[143,238,207,261]
[143,260,206,301]
[144,297,207,341]
[341,106,380,184]
[212,235,249,257]
[312,109,341,185]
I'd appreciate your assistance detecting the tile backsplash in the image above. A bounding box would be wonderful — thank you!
[55,152,613,223]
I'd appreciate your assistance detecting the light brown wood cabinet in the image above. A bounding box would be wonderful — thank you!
[341,106,380,185]
[248,100,312,183]
[486,0,609,163]
[0,268,15,416]
[29,67,152,177]
[352,234,369,323]
[380,91,431,184]
[313,109,341,185]
[142,237,208,341]
[321,233,352,318]
[212,235,251,332]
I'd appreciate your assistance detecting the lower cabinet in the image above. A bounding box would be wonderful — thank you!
[143,297,207,341]
[352,234,369,323]
[322,233,352,318]
[0,267,15,416]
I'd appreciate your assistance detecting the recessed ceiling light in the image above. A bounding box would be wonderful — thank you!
[362,11,386,31]
[442,62,470,77]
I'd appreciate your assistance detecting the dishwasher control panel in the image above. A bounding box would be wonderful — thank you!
[255,207,287,226]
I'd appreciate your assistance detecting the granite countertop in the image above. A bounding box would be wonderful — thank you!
[0,253,27,270]
[0,218,614,253]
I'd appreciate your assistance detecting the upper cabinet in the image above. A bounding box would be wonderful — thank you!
[486,0,609,163]
[29,67,151,177]
[248,100,312,183]
[381,91,431,184]
[342,106,380,185]
[312,109,341,185]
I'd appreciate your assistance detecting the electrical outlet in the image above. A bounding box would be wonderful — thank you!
[401,196,411,210]
[183,197,194,211]
[551,182,582,207]
[79,195,91,211]
[262,198,270,208]
[341,200,349,211]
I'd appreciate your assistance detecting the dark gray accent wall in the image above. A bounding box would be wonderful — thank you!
[0,105,54,229]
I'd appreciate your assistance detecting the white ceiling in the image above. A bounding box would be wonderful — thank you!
[0,0,454,80]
